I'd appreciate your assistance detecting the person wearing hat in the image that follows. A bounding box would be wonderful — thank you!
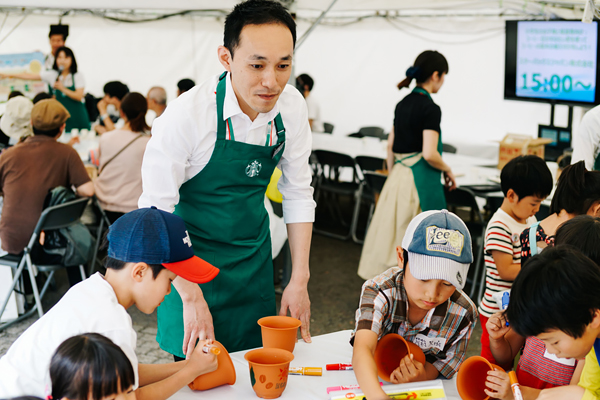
[0,99,93,258]
[0,207,220,399]
[139,0,315,357]
[351,210,477,399]
[45,24,68,70]
[0,95,34,144]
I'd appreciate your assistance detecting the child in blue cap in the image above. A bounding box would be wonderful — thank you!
[0,207,220,400]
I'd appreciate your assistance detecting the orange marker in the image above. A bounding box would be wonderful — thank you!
[289,367,322,376]
[202,345,221,355]
[509,371,524,400]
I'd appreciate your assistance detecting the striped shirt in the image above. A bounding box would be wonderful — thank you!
[517,336,577,387]
[478,209,535,317]
[351,267,478,378]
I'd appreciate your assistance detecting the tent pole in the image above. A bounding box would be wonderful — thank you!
[295,0,339,50]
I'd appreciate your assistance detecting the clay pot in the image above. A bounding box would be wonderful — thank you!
[244,347,294,399]
[456,356,504,400]
[373,333,427,382]
[258,316,302,353]
[188,341,236,391]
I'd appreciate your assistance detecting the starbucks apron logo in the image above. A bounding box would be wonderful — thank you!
[246,160,262,177]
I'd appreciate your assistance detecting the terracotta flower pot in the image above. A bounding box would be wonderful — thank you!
[456,356,504,400]
[258,316,302,353]
[373,333,427,382]
[188,341,236,391]
[244,347,294,399]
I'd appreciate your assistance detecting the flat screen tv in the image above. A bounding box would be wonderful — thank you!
[505,20,600,106]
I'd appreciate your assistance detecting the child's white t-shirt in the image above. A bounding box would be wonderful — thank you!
[0,273,138,398]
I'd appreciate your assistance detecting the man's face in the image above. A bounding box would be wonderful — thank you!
[103,94,120,107]
[537,326,598,360]
[218,23,293,120]
[49,34,65,54]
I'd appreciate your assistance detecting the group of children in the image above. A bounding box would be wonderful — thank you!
[351,155,600,400]
[2,154,600,400]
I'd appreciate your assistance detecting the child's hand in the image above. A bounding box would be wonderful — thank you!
[188,339,218,376]
[487,312,511,341]
[484,370,513,400]
[389,354,427,383]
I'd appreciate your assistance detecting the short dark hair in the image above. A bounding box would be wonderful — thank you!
[33,92,53,104]
[120,92,149,133]
[177,78,195,93]
[8,90,23,99]
[555,215,600,266]
[50,333,135,400]
[296,74,314,91]
[33,126,61,137]
[104,256,164,279]
[500,155,553,199]
[550,161,600,215]
[52,46,77,74]
[398,50,449,90]
[223,0,296,57]
[507,246,600,338]
[103,81,130,100]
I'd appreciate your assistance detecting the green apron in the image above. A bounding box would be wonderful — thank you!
[594,153,600,171]
[51,73,91,132]
[395,87,446,211]
[157,72,285,355]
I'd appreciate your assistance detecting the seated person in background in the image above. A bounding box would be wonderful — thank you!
[0,95,33,147]
[176,78,195,97]
[504,245,600,400]
[146,86,167,126]
[94,92,151,223]
[296,73,321,131]
[32,92,53,104]
[95,81,129,134]
[485,215,600,399]
[0,207,220,399]
[0,99,93,279]
[479,155,553,370]
[352,210,477,399]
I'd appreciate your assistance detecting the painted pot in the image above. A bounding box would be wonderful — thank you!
[373,333,427,382]
[188,341,236,391]
[456,356,504,400]
[245,347,294,399]
[258,316,302,353]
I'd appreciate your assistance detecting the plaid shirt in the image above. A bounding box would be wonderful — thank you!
[351,267,478,378]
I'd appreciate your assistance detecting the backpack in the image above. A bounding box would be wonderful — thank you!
[40,187,94,267]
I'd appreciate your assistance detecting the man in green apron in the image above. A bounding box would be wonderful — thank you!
[139,0,315,358]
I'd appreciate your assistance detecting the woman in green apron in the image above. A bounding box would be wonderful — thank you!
[3,46,90,132]
[358,50,457,280]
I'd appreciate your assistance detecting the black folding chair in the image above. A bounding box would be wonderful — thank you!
[351,156,387,244]
[442,143,457,154]
[348,126,386,139]
[323,122,334,134]
[0,197,90,331]
[312,150,361,240]
[444,187,486,303]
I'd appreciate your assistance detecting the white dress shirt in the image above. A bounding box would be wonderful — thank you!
[139,73,315,224]
[572,104,600,170]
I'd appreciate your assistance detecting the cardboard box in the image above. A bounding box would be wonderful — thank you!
[497,134,553,170]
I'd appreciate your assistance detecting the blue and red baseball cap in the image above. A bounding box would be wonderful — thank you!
[107,207,219,283]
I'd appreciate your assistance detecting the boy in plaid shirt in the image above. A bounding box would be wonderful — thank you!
[352,210,477,399]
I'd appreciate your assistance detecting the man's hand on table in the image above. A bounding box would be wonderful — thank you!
[279,279,311,343]
[173,276,215,358]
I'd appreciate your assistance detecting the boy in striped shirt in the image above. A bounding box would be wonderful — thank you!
[479,155,553,369]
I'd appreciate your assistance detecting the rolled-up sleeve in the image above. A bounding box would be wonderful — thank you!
[278,97,316,224]
[139,105,196,212]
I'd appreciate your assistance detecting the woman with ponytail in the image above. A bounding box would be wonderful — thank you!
[519,160,600,265]
[358,50,455,279]
[94,92,151,223]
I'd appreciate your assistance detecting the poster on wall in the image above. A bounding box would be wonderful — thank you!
[0,51,46,102]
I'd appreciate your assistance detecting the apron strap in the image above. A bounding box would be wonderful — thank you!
[395,152,420,167]
[274,113,286,144]
[529,222,541,256]
[216,72,228,141]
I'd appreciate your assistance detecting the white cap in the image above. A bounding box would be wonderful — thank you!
[1,96,33,138]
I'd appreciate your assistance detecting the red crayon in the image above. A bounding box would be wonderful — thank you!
[326,363,353,371]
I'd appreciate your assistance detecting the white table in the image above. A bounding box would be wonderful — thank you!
[58,132,99,162]
[170,330,460,400]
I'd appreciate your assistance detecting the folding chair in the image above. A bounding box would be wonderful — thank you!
[348,126,386,139]
[351,171,388,244]
[312,150,361,240]
[323,122,334,134]
[444,187,486,303]
[88,196,112,276]
[0,197,89,331]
